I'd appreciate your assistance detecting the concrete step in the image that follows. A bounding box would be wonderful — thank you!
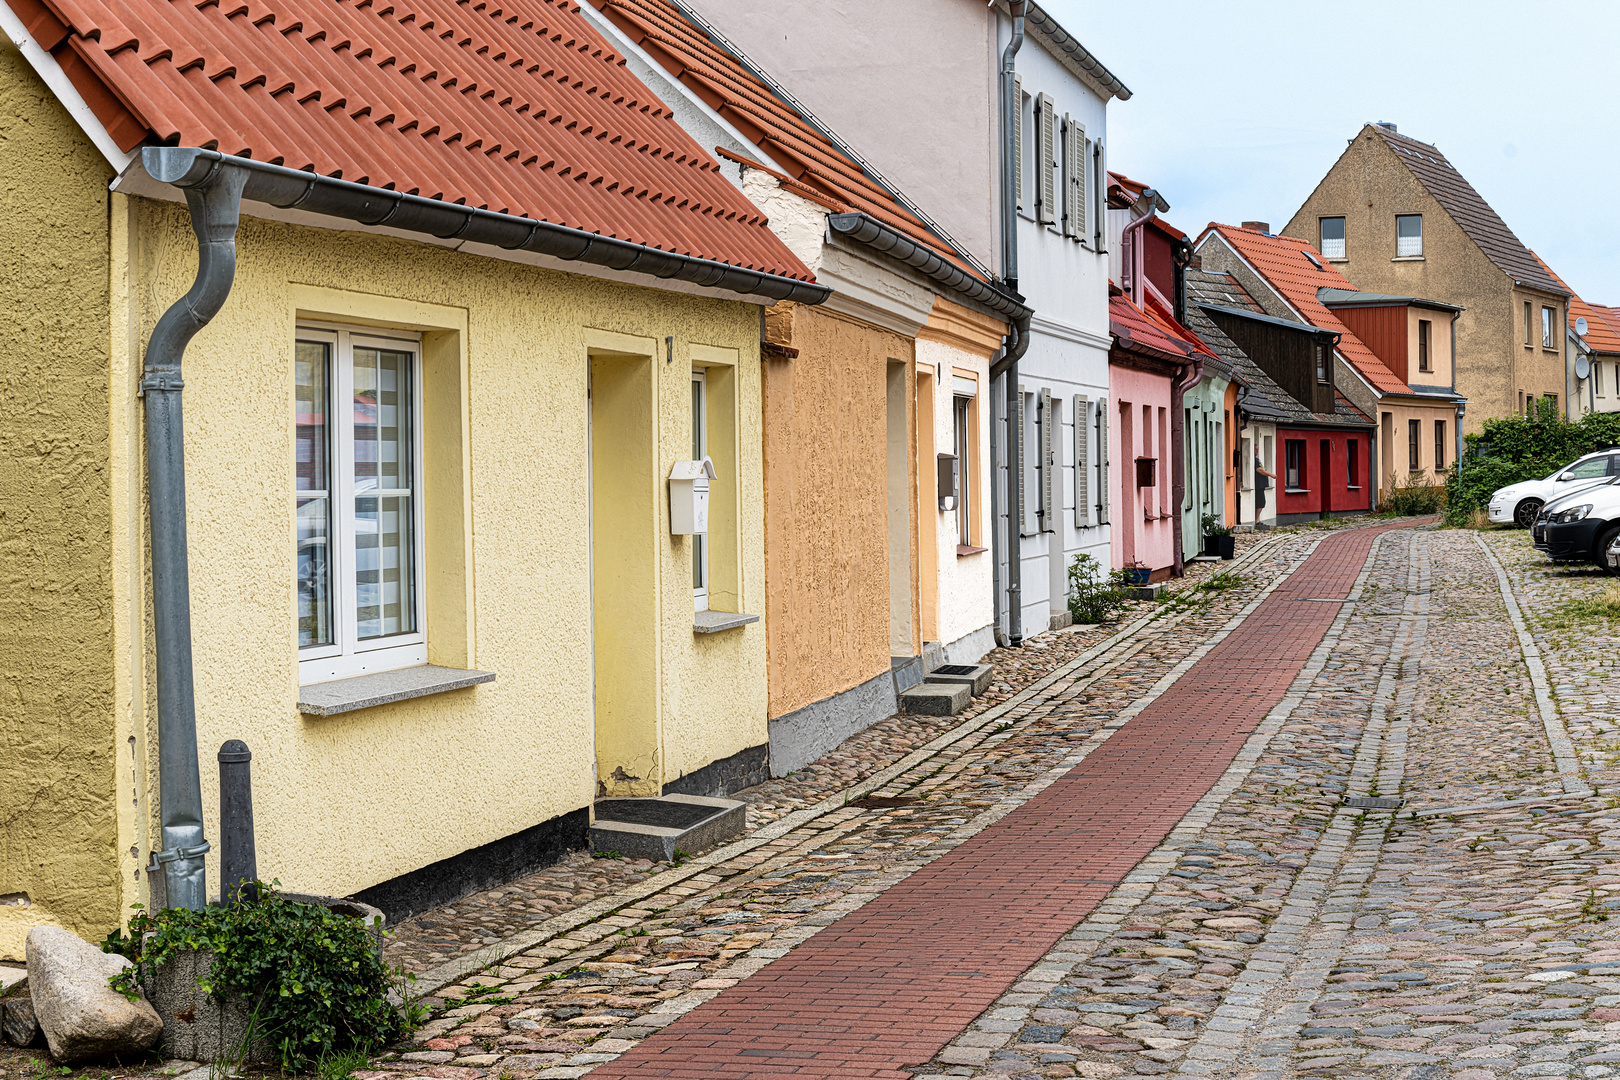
[899,682,971,716]
[925,662,994,696]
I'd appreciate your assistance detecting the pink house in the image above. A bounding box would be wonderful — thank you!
[1108,289,1206,577]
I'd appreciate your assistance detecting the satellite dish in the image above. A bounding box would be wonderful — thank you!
[1576,356,1592,380]
[1576,316,1590,338]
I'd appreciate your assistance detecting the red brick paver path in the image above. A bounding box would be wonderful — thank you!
[595,523,1418,1080]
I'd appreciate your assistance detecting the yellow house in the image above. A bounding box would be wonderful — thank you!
[581,0,1023,771]
[0,0,826,956]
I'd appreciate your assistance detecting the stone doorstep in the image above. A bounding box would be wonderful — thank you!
[899,682,972,716]
[924,663,995,697]
[588,795,745,863]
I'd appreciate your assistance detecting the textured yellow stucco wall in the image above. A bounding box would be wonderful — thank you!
[0,37,119,961]
[760,304,909,719]
[104,199,770,906]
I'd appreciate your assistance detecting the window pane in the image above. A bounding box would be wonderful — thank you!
[353,346,415,639]
[295,340,332,648]
[1320,217,1345,259]
[1396,215,1422,256]
[692,374,706,598]
[1543,307,1555,348]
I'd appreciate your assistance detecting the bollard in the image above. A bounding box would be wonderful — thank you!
[217,740,257,905]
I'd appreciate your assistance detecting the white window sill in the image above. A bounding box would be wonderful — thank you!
[297,665,495,716]
[1284,488,1310,494]
[693,610,760,634]
[1391,255,1425,262]
[1327,257,1349,264]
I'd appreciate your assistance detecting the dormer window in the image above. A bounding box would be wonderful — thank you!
[1320,217,1345,259]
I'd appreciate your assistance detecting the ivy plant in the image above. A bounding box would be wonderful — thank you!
[102,882,405,1069]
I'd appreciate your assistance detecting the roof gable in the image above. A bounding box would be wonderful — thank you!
[1200,224,1413,397]
[17,0,813,282]
[1374,126,1566,297]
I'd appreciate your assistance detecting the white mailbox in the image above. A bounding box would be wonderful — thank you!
[668,457,716,535]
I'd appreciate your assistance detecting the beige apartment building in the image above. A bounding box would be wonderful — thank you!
[1285,123,1568,432]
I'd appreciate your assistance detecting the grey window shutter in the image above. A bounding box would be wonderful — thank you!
[1059,115,1074,238]
[1013,74,1023,215]
[1040,388,1056,532]
[1074,394,1089,527]
[1070,122,1087,242]
[1097,396,1110,525]
[1036,94,1056,226]
[1016,384,1030,536]
[1093,139,1106,251]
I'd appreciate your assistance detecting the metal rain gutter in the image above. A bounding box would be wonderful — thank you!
[825,213,1030,322]
[1021,2,1132,101]
[142,147,832,306]
[140,148,249,910]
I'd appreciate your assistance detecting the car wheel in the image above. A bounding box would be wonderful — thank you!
[1514,499,1544,528]
[1599,525,1620,576]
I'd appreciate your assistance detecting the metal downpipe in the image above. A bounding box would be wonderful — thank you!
[140,148,247,910]
[997,1,1027,647]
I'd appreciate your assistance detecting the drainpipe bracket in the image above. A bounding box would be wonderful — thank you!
[137,372,186,397]
[146,841,211,871]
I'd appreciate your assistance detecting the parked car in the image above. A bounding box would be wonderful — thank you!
[1530,478,1619,549]
[1488,449,1620,527]
[1539,480,1620,573]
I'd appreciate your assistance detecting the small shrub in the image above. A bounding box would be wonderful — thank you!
[1380,472,1446,516]
[103,884,405,1069]
[1067,553,1130,624]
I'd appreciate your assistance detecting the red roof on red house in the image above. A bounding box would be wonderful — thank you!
[11,0,814,281]
[1108,289,1213,366]
[1201,223,1412,396]
[587,0,983,281]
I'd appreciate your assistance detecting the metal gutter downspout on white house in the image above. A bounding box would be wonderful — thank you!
[993,0,1028,647]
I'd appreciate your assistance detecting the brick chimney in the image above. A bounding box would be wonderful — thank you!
[1375,121,1397,133]
[1241,221,1271,235]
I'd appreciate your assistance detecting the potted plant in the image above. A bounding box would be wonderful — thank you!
[1123,562,1152,586]
[1201,514,1236,560]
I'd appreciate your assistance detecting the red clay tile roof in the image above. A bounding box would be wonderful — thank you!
[586,0,983,281]
[1203,223,1413,397]
[1373,126,1565,298]
[1532,254,1620,357]
[1109,290,1210,366]
[12,0,814,281]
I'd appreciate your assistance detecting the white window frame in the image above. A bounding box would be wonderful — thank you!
[1396,214,1423,257]
[953,393,974,547]
[297,323,427,685]
[1542,306,1556,350]
[1320,216,1346,259]
[692,368,709,612]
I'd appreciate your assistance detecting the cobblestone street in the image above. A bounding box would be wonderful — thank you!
[357,520,1620,1080]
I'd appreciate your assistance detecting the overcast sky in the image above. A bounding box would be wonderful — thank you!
[1043,0,1620,304]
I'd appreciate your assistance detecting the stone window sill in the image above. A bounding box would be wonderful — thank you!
[298,665,495,716]
[1285,487,1310,494]
[693,610,760,634]
[1391,255,1425,262]
[956,544,988,557]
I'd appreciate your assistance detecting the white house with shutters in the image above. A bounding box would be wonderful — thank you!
[1000,9,1125,635]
